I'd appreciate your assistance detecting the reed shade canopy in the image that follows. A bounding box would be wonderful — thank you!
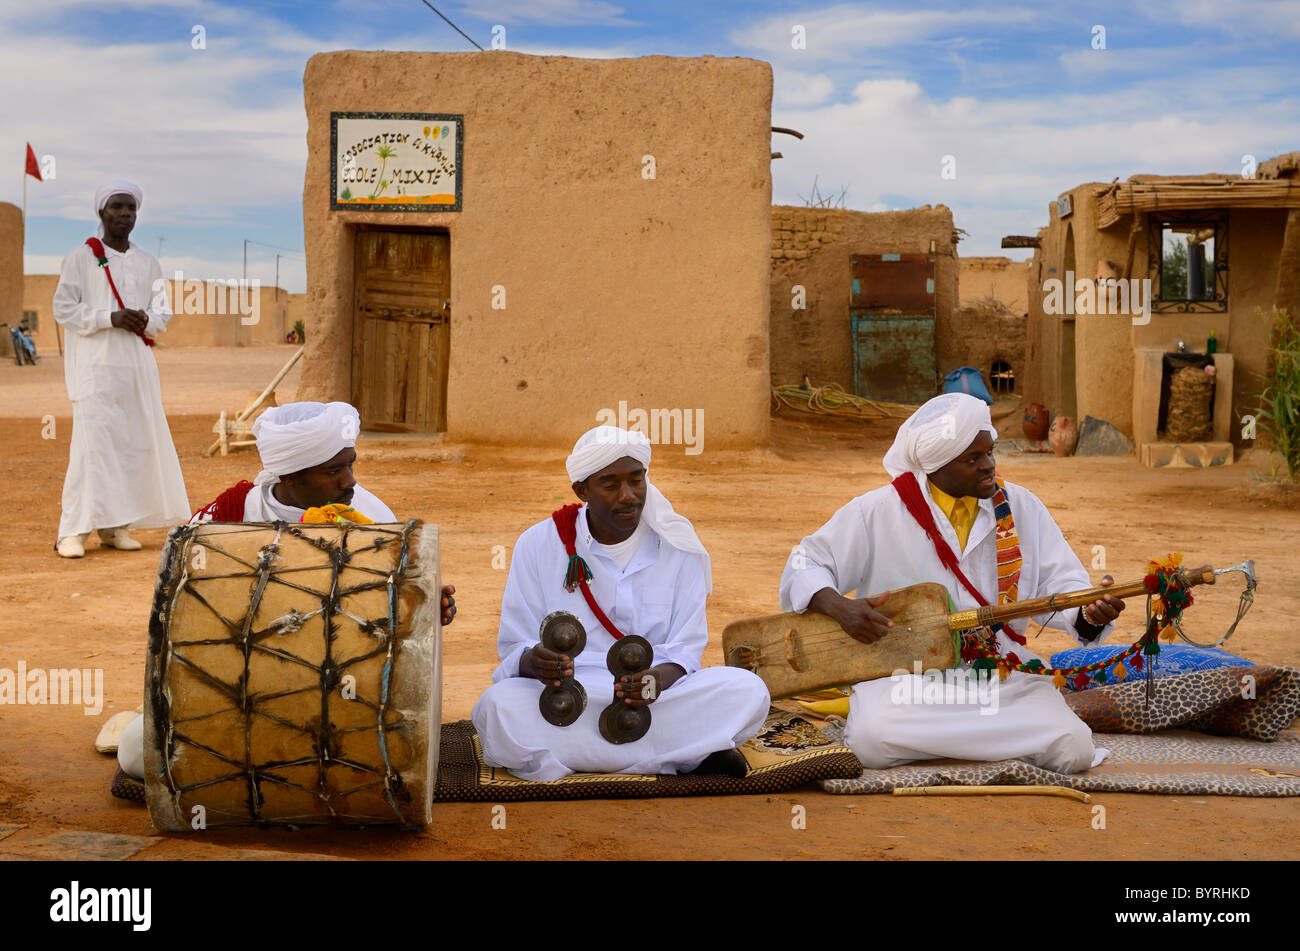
[1097,177,1300,229]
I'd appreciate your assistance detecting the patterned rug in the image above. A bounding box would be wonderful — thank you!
[818,668,1300,797]
[818,730,1300,797]
[432,710,863,802]
[1063,665,1300,741]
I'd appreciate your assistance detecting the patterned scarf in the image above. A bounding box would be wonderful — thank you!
[891,471,1026,649]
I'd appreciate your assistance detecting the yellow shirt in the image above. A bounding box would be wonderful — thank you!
[928,480,980,550]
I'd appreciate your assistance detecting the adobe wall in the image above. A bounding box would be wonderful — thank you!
[21,274,291,349]
[769,204,957,391]
[958,256,1029,314]
[300,51,773,448]
[1028,181,1283,442]
[0,203,21,337]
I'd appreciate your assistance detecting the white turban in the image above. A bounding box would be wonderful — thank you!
[252,401,361,486]
[93,179,143,239]
[882,393,998,478]
[566,425,712,592]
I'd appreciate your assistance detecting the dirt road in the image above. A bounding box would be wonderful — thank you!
[1,348,1296,860]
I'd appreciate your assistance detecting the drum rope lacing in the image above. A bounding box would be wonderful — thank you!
[157,520,422,826]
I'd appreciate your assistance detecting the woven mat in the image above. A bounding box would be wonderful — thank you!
[432,709,862,802]
[819,729,1300,797]
[112,710,860,807]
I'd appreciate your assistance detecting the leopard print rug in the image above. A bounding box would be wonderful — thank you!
[1063,665,1299,741]
[819,730,1300,796]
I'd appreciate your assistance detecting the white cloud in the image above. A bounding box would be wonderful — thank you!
[1133,0,1300,38]
[449,0,639,27]
[731,4,1037,63]
[508,43,643,58]
[774,69,835,107]
[772,75,1298,256]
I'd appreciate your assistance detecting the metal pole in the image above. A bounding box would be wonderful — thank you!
[276,254,281,298]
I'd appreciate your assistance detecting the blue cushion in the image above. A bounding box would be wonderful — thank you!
[1048,644,1254,691]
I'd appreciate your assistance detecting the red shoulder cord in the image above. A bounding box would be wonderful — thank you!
[194,480,256,522]
[551,503,626,640]
[85,238,155,347]
[890,471,1026,646]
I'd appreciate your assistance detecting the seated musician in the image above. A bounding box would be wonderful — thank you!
[115,400,456,781]
[471,425,770,782]
[779,393,1126,774]
[193,401,394,524]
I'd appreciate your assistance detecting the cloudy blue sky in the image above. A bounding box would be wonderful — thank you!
[4,0,1297,291]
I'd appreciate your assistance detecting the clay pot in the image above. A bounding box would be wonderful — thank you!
[1049,415,1077,457]
[1022,402,1050,441]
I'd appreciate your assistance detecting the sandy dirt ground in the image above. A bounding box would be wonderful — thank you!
[1,346,1297,861]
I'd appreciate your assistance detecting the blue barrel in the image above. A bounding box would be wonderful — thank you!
[941,367,994,405]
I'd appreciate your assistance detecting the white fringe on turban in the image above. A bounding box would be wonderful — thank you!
[882,393,998,478]
[566,425,712,591]
[252,401,361,486]
[93,179,143,239]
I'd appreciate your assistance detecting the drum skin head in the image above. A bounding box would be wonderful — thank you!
[143,520,441,831]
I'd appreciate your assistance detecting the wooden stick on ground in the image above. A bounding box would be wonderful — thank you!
[893,785,1092,804]
[206,345,305,456]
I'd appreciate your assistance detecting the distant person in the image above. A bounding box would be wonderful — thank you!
[52,180,189,558]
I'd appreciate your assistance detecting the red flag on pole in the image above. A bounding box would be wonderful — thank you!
[25,143,42,181]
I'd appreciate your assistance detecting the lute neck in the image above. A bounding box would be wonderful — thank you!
[948,564,1216,631]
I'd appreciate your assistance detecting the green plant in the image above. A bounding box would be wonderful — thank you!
[294,319,305,343]
[370,145,395,199]
[1254,306,1300,481]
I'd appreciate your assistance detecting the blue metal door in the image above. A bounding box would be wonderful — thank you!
[850,253,937,404]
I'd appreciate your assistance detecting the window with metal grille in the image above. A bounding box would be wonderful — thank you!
[22,310,37,331]
[990,360,1015,395]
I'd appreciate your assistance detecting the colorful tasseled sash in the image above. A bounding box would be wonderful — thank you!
[890,471,1027,649]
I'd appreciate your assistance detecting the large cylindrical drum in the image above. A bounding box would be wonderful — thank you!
[143,520,441,830]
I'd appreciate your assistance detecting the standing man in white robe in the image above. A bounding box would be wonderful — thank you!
[779,393,1126,774]
[53,180,189,558]
[472,425,770,782]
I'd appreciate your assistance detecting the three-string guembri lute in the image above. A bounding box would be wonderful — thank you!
[724,561,1256,699]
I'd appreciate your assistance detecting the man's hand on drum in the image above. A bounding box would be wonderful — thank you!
[522,644,573,686]
[441,584,457,626]
[810,587,893,645]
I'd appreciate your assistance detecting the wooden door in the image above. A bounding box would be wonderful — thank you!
[849,253,938,404]
[351,230,450,432]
